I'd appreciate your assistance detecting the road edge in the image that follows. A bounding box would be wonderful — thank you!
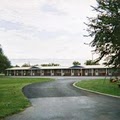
[73,81,120,99]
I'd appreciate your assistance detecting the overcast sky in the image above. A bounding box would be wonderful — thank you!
[0,0,98,65]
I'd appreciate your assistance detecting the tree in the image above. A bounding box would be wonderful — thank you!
[15,65,20,67]
[0,45,11,73]
[72,61,81,66]
[84,60,99,65]
[41,63,60,67]
[22,63,31,67]
[86,0,120,68]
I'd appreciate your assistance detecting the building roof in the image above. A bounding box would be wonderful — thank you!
[6,67,31,70]
[38,66,70,69]
[6,65,110,71]
[84,65,108,69]
[69,65,85,69]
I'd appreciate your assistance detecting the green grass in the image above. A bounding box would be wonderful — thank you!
[0,77,53,119]
[75,79,120,96]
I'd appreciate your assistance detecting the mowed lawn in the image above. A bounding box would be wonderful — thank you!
[75,79,120,96]
[0,77,53,119]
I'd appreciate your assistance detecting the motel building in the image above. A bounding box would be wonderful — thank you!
[6,65,117,76]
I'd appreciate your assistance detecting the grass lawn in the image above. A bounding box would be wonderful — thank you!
[75,79,120,96]
[0,77,53,119]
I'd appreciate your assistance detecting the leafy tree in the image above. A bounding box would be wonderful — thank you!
[13,65,20,67]
[86,0,120,68]
[21,63,31,67]
[84,60,99,65]
[33,64,39,66]
[41,63,60,67]
[0,45,11,73]
[72,61,81,66]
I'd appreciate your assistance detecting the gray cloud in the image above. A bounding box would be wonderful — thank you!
[0,20,23,30]
[41,4,66,15]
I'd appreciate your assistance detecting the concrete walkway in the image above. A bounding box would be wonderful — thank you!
[6,77,120,120]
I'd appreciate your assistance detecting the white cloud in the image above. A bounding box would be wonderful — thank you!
[0,0,98,65]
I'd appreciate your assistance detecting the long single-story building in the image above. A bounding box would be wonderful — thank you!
[6,65,120,76]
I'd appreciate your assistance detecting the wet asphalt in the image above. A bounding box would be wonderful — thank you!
[5,77,120,120]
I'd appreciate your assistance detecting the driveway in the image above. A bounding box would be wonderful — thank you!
[6,77,120,120]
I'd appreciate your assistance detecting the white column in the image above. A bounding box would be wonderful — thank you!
[23,71,25,76]
[106,68,108,76]
[95,69,98,76]
[85,70,88,76]
[71,69,74,76]
[41,70,44,76]
[30,70,32,76]
[81,69,82,76]
[16,71,18,76]
[78,70,80,76]
[51,70,54,76]
[32,71,35,76]
[92,69,94,76]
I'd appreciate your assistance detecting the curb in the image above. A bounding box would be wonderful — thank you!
[73,81,120,99]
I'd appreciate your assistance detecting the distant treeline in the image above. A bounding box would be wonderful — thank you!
[41,63,60,67]
[13,63,60,67]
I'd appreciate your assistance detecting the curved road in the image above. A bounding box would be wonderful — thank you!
[6,77,120,120]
